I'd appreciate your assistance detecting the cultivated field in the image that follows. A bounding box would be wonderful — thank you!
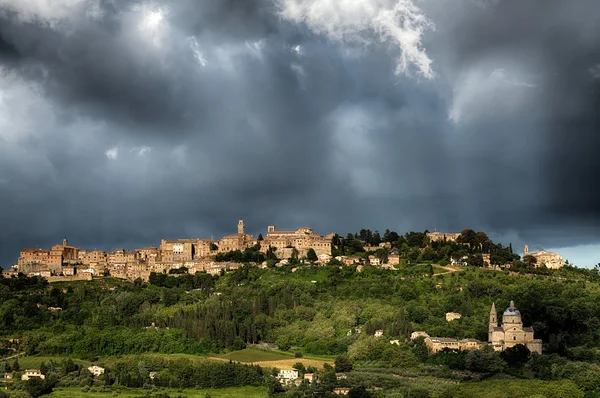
[214,348,334,369]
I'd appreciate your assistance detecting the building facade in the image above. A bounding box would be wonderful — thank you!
[260,225,332,256]
[489,301,542,354]
[524,245,565,269]
[426,232,461,242]
[218,219,256,253]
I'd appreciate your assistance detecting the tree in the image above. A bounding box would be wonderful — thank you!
[474,231,489,249]
[466,254,484,268]
[24,378,54,397]
[457,228,477,246]
[12,358,19,371]
[292,362,305,373]
[264,376,284,397]
[334,355,353,372]
[266,246,278,262]
[331,234,342,247]
[524,255,538,268]
[383,229,392,243]
[349,386,372,398]
[405,232,426,248]
[290,248,300,265]
[306,249,318,262]
[372,231,382,246]
[64,357,78,373]
[318,366,337,391]
[501,344,531,368]
[465,346,506,373]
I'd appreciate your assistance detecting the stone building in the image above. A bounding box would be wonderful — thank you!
[410,331,430,340]
[21,369,45,381]
[424,337,484,353]
[17,238,79,274]
[445,312,462,322]
[524,245,565,269]
[489,301,542,354]
[260,225,332,256]
[218,219,256,253]
[426,232,461,242]
[88,365,105,376]
[79,250,108,268]
[160,239,195,262]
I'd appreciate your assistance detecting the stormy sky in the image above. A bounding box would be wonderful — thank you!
[0,0,599,267]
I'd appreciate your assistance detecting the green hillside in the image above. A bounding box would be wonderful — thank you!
[2,229,600,397]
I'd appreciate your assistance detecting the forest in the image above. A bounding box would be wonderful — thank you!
[1,230,600,397]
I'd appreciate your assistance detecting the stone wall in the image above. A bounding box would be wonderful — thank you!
[46,274,93,283]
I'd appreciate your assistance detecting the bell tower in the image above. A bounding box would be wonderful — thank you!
[488,302,497,342]
[524,245,529,257]
[238,218,245,235]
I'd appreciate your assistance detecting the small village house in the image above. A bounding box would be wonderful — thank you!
[21,369,45,381]
[334,387,351,395]
[88,365,105,376]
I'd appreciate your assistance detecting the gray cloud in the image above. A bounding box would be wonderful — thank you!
[0,0,599,268]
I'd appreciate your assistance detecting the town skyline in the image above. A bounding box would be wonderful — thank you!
[1,0,599,270]
[2,220,589,270]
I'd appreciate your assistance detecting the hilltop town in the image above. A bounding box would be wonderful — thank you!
[5,221,566,283]
[7,219,334,281]
[1,223,598,398]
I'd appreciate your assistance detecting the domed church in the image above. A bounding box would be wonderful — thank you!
[488,301,542,354]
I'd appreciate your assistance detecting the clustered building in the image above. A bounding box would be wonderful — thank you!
[426,232,461,242]
[421,301,542,355]
[524,245,565,269]
[7,219,335,281]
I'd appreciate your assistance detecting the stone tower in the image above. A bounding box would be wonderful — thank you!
[238,219,245,235]
[63,237,68,246]
[488,302,497,342]
[524,245,529,257]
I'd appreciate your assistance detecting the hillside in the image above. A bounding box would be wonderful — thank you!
[1,248,600,397]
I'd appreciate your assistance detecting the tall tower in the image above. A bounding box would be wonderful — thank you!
[524,245,529,257]
[63,237,68,246]
[488,302,497,342]
[238,218,245,235]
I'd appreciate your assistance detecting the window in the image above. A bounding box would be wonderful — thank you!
[514,336,516,340]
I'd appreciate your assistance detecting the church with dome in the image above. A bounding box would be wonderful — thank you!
[489,301,542,354]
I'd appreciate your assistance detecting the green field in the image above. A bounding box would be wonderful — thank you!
[217,348,290,362]
[50,386,267,398]
[16,356,91,370]
[102,353,210,365]
[217,348,334,363]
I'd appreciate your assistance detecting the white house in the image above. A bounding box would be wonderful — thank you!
[21,369,45,380]
[410,331,430,340]
[88,365,105,376]
[277,369,299,384]
[445,312,462,322]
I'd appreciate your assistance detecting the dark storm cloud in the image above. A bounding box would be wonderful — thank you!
[1,0,600,268]
[417,0,600,246]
